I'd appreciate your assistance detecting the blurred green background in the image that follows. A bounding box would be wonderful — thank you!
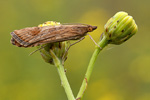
[0,0,150,100]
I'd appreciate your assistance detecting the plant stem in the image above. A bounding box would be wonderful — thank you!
[50,50,75,100]
[76,36,109,100]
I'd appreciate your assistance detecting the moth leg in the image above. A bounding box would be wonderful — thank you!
[62,37,85,64]
[66,37,85,53]
[87,34,102,49]
[29,45,46,56]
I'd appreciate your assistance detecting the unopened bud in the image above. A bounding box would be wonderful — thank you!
[103,11,138,44]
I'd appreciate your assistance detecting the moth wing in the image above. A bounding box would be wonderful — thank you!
[11,26,64,47]
[11,25,88,47]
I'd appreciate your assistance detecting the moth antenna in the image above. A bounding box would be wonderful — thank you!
[106,46,114,50]
[87,34,102,49]
[62,23,89,26]
[29,45,46,56]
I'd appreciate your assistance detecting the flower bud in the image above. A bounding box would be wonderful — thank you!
[103,11,138,44]
[37,21,68,64]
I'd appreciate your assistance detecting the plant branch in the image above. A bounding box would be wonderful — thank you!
[50,50,75,100]
[76,35,109,100]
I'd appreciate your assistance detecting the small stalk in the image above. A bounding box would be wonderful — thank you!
[76,36,109,100]
[50,50,75,100]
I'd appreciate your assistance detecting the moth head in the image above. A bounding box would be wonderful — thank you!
[87,25,97,32]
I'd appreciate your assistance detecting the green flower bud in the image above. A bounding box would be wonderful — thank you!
[37,21,68,64]
[103,11,138,44]
[38,42,68,64]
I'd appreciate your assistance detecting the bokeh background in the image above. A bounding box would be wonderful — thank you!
[0,0,149,100]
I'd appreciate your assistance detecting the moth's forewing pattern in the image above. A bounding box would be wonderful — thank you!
[10,24,97,47]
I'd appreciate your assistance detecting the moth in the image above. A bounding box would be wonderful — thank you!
[10,24,97,47]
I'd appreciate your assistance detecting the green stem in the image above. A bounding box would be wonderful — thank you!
[76,36,109,100]
[50,50,75,100]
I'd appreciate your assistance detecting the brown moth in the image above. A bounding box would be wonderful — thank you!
[10,24,97,47]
